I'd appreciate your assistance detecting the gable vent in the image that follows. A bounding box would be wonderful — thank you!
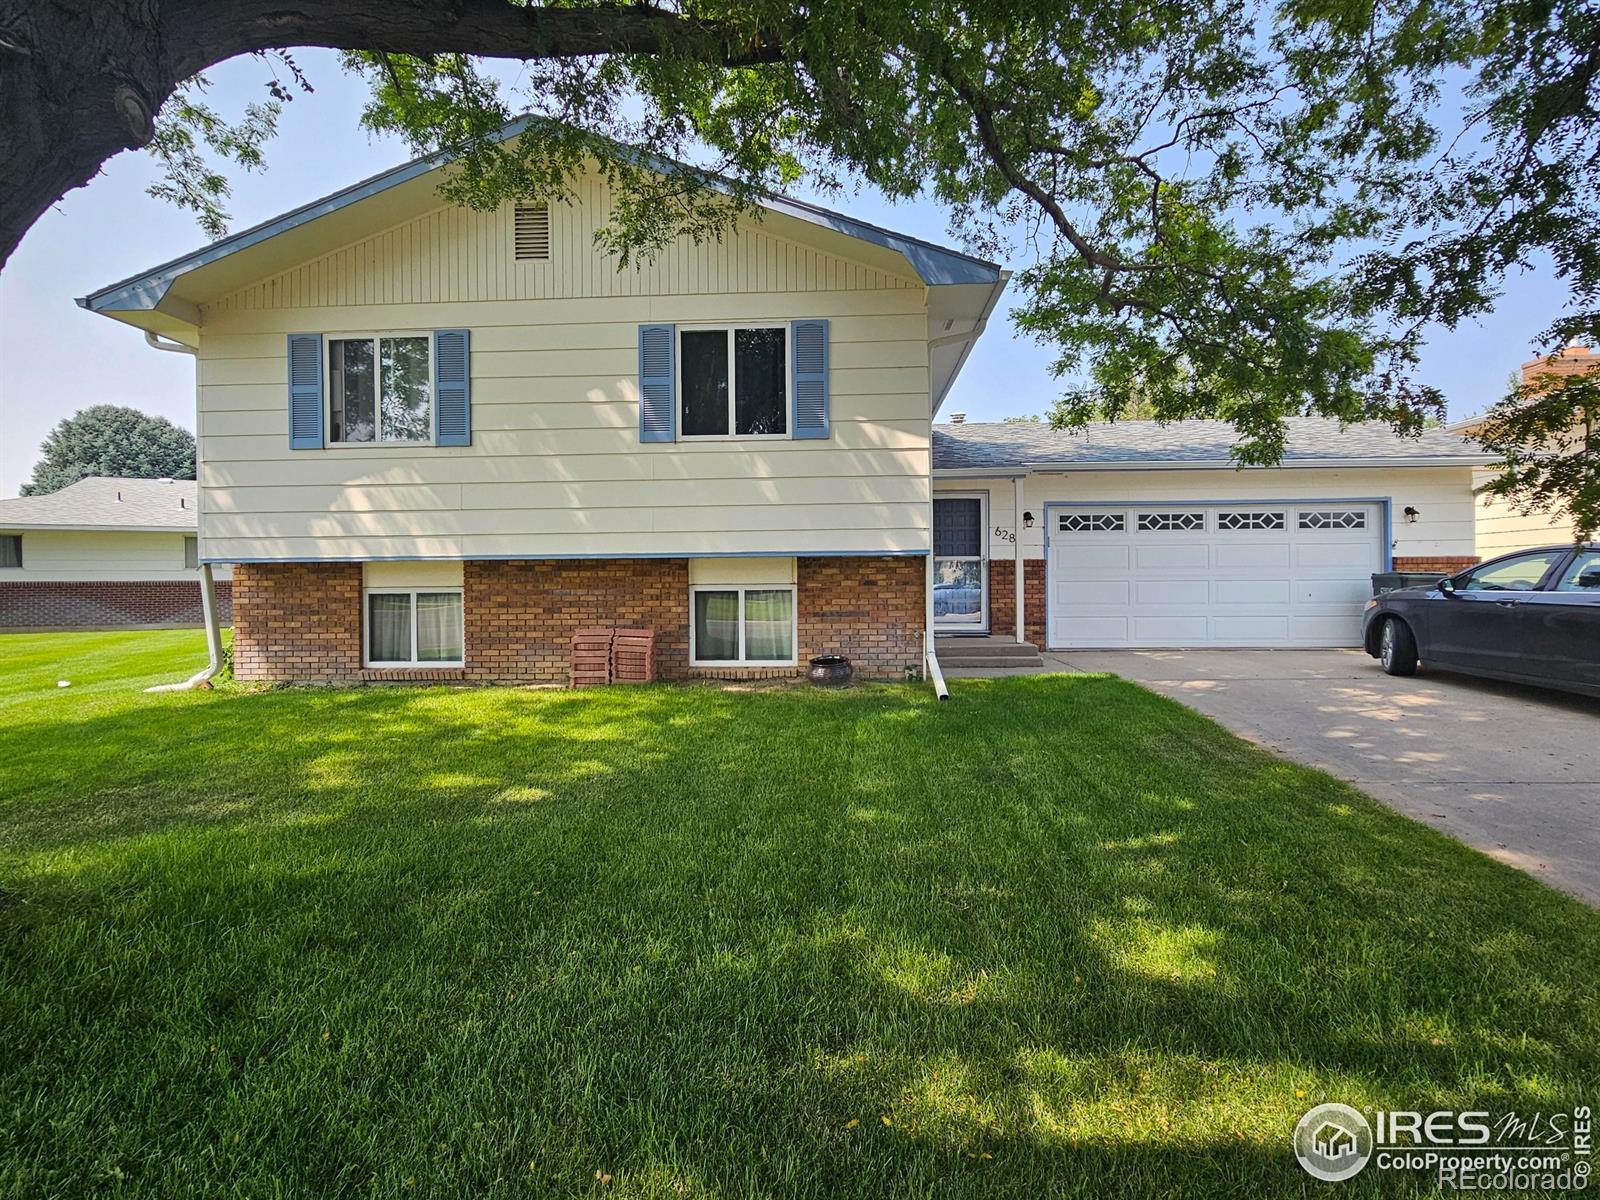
[514,203,551,260]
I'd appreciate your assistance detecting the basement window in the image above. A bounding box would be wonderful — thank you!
[366,588,464,667]
[689,585,796,666]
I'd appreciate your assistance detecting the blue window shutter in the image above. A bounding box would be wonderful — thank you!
[434,329,471,446]
[791,319,829,439]
[638,323,676,442]
[287,333,323,449]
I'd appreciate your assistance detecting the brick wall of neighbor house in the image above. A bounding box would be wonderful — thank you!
[230,556,927,685]
[986,559,1047,647]
[0,580,233,630]
[1393,556,1481,574]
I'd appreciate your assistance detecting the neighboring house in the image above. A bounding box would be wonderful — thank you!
[1450,347,1592,557]
[0,477,233,630]
[932,418,1491,649]
[79,121,1006,682]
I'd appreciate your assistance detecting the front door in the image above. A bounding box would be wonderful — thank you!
[934,495,987,632]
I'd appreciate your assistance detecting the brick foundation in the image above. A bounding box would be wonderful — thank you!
[1393,556,1480,574]
[0,579,233,631]
[230,556,926,686]
[986,559,1047,647]
[232,563,363,682]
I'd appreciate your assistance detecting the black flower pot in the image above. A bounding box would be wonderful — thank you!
[808,655,854,688]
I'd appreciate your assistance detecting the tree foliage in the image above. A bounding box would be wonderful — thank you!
[5,0,1600,511]
[22,406,196,498]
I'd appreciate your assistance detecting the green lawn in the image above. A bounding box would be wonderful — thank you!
[1,630,1596,1198]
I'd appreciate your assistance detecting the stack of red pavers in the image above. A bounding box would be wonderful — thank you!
[610,627,657,683]
[570,628,614,687]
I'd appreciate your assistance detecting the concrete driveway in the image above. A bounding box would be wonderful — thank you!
[1050,649,1600,905]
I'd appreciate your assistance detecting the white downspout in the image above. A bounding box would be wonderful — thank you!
[139,329,225,692]
[147,562,223,691]
[925,448,948,700]
[1013,475,1027,643]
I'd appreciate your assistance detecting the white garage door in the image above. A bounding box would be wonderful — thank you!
[1047,502,1383,648]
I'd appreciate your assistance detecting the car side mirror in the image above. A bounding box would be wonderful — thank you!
[1438,576,1458,596]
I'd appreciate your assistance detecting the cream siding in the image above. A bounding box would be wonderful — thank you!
[1470,467,1580,557]
[196,181,932,563]
[0,530,230,582]
[935,466,1479,562]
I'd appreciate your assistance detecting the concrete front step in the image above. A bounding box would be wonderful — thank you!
[940,656,1047,671]
[935,638,1041,660]
[934,639,1045,670]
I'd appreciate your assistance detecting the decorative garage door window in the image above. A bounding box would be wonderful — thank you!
[1218,510,1286,531]
[1299,509,1367,530]
[1136,511,1206,532]
[1059,512,1126,533]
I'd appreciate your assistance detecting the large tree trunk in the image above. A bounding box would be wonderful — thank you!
[0,0,785,271]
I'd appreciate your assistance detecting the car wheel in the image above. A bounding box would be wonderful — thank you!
[1379,616,1419,676]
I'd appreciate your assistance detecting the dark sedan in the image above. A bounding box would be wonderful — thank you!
[1362,543,1600,698]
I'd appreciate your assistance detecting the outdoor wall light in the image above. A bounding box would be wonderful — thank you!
[1023,511,1036,528]
[1403,506,1420,524]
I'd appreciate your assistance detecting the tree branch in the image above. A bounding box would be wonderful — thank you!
[166,0,790,80]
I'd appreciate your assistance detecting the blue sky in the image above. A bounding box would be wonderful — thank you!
[0,49,1558,495]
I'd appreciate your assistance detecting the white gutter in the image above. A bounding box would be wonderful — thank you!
[137,330,226,692]
[934,455,1497,476]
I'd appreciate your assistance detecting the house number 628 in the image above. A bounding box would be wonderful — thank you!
[993,526,1016,544]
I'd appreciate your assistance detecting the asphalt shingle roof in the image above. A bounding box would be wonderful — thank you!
[933,417,1492,471]
[0,477,198,530]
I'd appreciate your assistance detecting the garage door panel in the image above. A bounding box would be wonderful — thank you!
[1297,542,1378,569]
[1132,615,1211,643]
[1135,578,1209,606]
[1216,579,1290,604]
[1214,543,1291,568]
[1213,615,1290,642]
[1058,580,1130,607]
[1069,544,1134,572]
[1300,578,1370,605]
[1053,616,1130,645]
[1047,501,1379,649]
[1134,544,1210,570]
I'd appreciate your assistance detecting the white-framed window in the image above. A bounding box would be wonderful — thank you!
[327,332,434,444]
[364,588,465,667]
[678,325,788,439]
[0,535,20,569]
[689,585,797,666]
[184,537,199,569]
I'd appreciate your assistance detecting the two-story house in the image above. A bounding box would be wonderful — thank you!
[80,123,1008,684]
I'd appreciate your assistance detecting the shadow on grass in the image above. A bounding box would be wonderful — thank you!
[1,675,1596,1198]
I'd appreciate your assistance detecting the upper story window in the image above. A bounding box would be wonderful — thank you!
[0,535,20,568]
[328,334,432,444]
[679,326,787,438]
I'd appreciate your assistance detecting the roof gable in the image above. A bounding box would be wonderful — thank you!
[80,116,1000,328]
